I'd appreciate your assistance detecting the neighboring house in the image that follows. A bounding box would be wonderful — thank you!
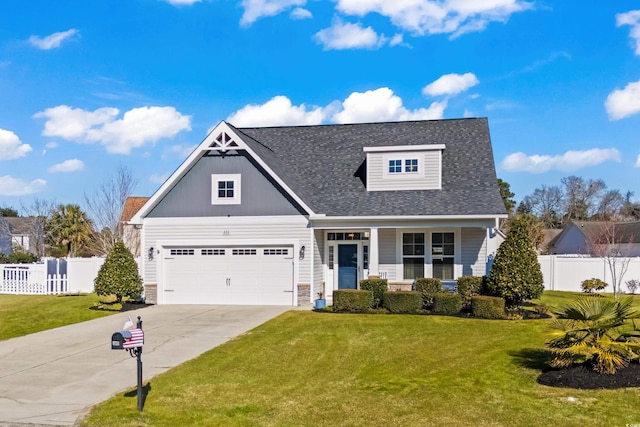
[540,228,562,254]
[120,196,150,258]
[0,217,42,255]
[547,220,640,256]
[131,119,507,306]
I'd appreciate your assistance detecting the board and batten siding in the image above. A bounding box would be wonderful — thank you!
[461,228,487,277]
[142,216,311,284]
[147,153,305,218]
[366,150,441,191]
[378,228,397,281]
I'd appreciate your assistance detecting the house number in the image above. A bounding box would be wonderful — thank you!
[223,230,230,236]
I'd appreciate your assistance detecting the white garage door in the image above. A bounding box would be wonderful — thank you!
[162,246,294,305]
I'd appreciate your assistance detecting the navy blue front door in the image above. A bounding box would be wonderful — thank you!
[338,244,358,289]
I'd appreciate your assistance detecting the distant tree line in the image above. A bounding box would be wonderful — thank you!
[500,175,640,229]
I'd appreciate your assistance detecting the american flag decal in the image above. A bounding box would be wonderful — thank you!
[122,328,144,349]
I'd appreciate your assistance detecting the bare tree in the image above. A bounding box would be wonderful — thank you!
[586,222,634,301]
[521,185,563,228]
[84,165,138,256]
[594,189,625,221]
[562,176,605,222]
[20,197,57,258]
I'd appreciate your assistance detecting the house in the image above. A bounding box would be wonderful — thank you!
[547,220,640,256]
[131,118,507,306]
[120,196,150,258]
[0,217,42,256]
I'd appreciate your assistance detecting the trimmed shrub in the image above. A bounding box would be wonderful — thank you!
[415,278,442,307]
[471,295,506,319]
[360,278,388,308]
[94,241,143,303]
[486,215,544,307]
[432,292,462,315]
[456,276,483,308]
[333,289,373,313]
[383,291,423,314]
[581,278,608,293]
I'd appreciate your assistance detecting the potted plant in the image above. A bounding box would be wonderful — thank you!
[314,290,326,310]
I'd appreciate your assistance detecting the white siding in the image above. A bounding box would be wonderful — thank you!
[461,228,487,277]
[379,228,397,281]
[367,150,441,191]
[142,216,311,285]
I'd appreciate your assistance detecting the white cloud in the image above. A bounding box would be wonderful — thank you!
[0,176,46,196]
[616,10,640,55]
[635,154,640,168]
[163,0,201,5]
[334,0,532,38]
[0,129,32,160]
[34,105,191,154]
[332,87,446,123]
[501,148,621,173]
[47,159,84,173]
[240,0,305,26]
[389,34,404,46]
[605,80,640,120]
[290,7,312,19]
[315,20,387,50]
[150,173,170,184]
[163,143,198,159]
[29,29,77,50]
[423,72,479,97]
[45,141,58,149]
[227,96,326,127]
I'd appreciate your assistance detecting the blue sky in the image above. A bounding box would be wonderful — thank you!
[1,1,639,213]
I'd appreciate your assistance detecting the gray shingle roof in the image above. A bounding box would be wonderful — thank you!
[231,118,506,217]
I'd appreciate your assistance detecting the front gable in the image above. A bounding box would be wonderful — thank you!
[133,122,313,222]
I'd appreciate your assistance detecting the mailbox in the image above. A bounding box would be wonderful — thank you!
[111,328,144,350]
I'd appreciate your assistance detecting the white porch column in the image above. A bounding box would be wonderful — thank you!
[369,227,379,277]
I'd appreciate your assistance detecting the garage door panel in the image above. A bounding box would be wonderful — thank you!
[162,246,293,305]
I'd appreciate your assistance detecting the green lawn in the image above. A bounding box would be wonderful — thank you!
[0,293,117,340]
[80,291,640,427]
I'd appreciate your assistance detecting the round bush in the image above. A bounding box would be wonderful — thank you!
[432,292,462,315]
[581,278,608,293]
[360,278,388,308]
[456,276,483,308]
[383,291,423,314]
[415,278,442,307]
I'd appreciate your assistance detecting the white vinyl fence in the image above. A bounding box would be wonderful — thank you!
[538,255,640,293]
[0,257,109,295]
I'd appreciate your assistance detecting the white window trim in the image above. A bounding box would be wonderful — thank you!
[395,228,461,281]
[383,153,424,179]
[211,174,241,205]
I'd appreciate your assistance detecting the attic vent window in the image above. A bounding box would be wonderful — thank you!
[209,131,240,152]
[388,158,418,174]
[211,174,241,205]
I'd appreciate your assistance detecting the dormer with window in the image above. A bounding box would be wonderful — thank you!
[363,144,444,191]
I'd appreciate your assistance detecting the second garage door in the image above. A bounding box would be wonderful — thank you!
[162,246,294,305]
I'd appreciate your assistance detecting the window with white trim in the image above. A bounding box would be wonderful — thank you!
[432,232,454,280]
[389,159,402,173]
[211,174,241,205]
[405,159,418,173]
[402,233,424,280]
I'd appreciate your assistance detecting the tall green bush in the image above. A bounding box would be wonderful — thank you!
[94,241,143,303]
[456,276,483,308]
[415,278,442,307]
[486,215,544,307]
[360,278,388,308]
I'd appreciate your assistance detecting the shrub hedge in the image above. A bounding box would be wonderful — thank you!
[415,278,442,307]
[360,278,388,308]
[383,291,423,314]
[581,278,608,293]
[456,276,483,308]
[432,292,462,315]
[471,295,506,319]
[333,290,373,313]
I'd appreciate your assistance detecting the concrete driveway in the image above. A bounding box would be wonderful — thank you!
[0,304,291,426]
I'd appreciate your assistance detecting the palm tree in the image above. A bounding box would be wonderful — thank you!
[547,296,640,374]
[47,204,94,257]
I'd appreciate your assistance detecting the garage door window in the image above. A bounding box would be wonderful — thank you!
[170,249,194,256]
[264,249,289,255]
[233,249,256,255]
[201,249,225,256]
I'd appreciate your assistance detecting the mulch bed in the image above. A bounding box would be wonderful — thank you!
[538,363,640,389]
[90,301,152,312]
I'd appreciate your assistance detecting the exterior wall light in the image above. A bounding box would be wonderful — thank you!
[299,245,305,260]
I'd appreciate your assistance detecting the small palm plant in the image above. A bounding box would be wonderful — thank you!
[547,296,640,374]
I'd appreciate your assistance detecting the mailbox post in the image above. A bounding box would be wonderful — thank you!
[111,315,144,411]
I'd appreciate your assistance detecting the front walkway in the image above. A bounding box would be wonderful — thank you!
[0,304,290,426]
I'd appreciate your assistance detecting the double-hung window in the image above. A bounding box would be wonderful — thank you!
[432,232,454,280]
[402,233,424,280]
